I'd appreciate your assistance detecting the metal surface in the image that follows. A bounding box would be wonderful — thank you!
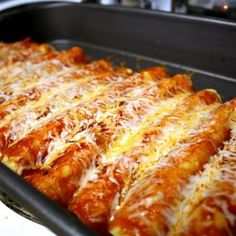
[0,0,84,12]
[0,3,235,81]
[0,2,235,236]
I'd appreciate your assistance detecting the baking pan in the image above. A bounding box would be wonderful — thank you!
[0,163,97,236]
[0,2,235,235]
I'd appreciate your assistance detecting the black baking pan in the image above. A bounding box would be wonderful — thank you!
[0,163,97,236]
[0,2,235,236]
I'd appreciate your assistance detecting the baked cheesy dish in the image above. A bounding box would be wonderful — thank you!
[0,39,236,236]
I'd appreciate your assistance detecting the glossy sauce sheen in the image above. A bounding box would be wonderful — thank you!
[0,40,235,236]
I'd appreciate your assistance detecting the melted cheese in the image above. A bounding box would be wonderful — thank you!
[2,40,235,236]
[168,111,236,235]
[40,73,186,168]
[135,103,220,178]
[103,93,190,164]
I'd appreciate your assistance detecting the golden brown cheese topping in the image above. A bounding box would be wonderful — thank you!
[0,39,235,236]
